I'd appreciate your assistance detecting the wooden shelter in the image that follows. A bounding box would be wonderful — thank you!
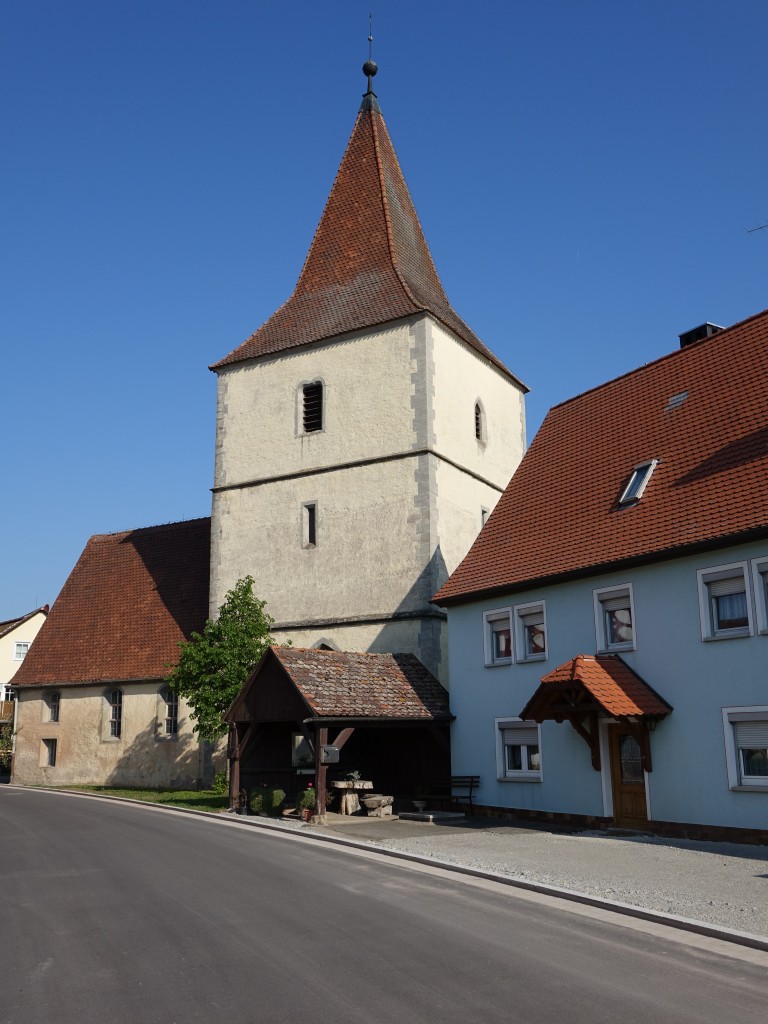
[224,647,453,815]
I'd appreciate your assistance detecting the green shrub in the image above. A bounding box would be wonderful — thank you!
[296,786,316,811]
[249,786,286,816]
[212,769,228,795]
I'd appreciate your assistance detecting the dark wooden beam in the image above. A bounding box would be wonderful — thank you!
[315,726,329,817]
[332,727,355,751]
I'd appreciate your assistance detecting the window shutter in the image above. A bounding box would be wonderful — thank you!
[709,576,745,597]
[734,722,768,748]
[602,595,630,611]
[502,726,539,747]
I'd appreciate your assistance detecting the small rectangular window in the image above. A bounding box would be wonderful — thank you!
[14,642,29,661]
[48,692,60,723]
[697,563,752,640]
[484,609,512,666]
[722,708,768,790]
[594,585,635,651]
[303,503,317,547]
[302,382,323,433]
[496,719,542,781]
[41,738,57,767]
[514,602,547,661]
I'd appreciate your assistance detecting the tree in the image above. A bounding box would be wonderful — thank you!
[167,576,274,741]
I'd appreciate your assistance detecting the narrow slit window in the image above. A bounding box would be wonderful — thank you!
[303,503,317,547]
[42,738,57,767]
[302,382,323,433]
[474,402,485,442]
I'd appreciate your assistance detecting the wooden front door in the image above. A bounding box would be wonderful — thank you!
[608,725,648,829]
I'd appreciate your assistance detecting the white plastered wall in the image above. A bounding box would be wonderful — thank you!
[11,684,208,788]
[0,610,48,688]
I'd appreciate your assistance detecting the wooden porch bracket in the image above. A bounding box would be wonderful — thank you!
[332,727,355,751]
[567,711,601,771]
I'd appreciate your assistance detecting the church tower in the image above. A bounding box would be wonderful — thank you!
[209,61,526,681]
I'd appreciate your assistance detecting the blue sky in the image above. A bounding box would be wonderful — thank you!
[2,0,767,620]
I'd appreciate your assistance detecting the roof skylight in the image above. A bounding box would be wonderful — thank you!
[619,460,658,505]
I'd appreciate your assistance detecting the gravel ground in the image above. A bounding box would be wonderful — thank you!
[362,826,768,938]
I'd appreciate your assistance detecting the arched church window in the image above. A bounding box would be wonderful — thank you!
[108,688,123,738]
[303,382,323,433]
[161,687,179,735]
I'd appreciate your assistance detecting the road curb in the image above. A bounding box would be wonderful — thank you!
[14,785,768,954]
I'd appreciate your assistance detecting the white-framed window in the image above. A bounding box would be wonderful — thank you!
[750,556,768,634]
[618,459,658,505]
[594,584,635,651]
[292,733,313,768]
[495,718,542,781]
[14,642,29,661]
[46,691,61,723]
[483,608,512,666]
[40,738,57,767]
[722,707,768,791]
[514,601,547,661]
[697,562,752,640]
[301,381,323,434]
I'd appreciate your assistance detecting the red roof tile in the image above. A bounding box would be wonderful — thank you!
[521,655,672,720]
[435,309,768,604]
[13,519,210,686]
[270,647,451,720]
[211,101,522,386]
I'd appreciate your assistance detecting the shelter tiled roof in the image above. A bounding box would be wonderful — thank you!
[13,519,210,686]
[521,654,672,720]
[435,308,768,604]
[270,648,451,720]
[212,94,522,387]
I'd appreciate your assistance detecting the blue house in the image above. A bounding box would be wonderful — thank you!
[434,312,768,841]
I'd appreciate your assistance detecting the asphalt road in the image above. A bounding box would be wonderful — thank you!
[1,789,766,1024]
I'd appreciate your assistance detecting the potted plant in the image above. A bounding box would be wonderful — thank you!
[296,783,315,822]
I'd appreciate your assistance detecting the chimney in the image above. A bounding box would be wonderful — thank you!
[678,322,723,349]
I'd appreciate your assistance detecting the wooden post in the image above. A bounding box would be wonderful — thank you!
[315,725,329,816]
[228,723,241,811]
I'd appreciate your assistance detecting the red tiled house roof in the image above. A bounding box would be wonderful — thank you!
[228,647,451,722]
[0,605,48,640]
[211,86,523,388]
[521,655,673,722]
[13,518,211,686]
[435,308,768,604]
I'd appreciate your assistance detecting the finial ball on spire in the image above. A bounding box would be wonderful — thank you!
[363,59,378,78]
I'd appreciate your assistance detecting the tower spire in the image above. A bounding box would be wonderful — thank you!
[360,14,380,113]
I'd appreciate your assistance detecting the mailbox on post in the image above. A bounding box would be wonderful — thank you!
[320,744,340,764]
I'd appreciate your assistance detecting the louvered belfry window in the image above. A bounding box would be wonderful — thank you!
[303,382,323,433]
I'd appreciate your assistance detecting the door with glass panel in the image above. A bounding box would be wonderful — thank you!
[608,725,648,828]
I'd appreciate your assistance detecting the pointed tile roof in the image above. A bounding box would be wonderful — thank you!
[13,519,211,686]
[521,654,672,721]
[227,647,451,722]
[435,307,768,604]
[212,83,522,386]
